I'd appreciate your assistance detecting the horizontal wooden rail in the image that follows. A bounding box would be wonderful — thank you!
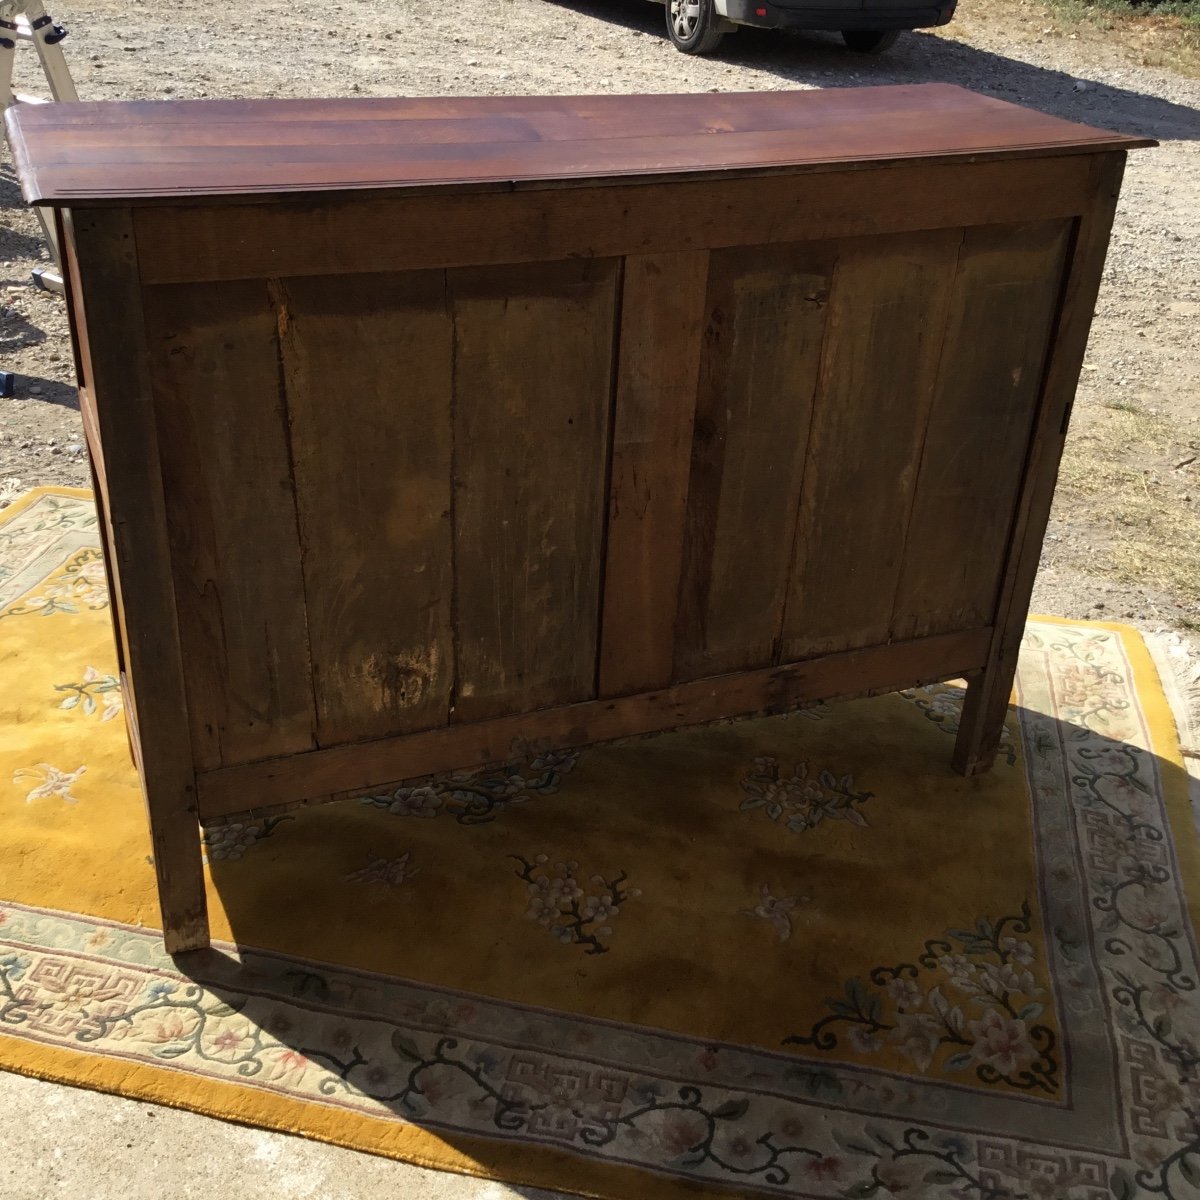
[196,626,993,821]
[132,157,1097,286]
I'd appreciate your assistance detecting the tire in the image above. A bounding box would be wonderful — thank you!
[841,29,902,53]
[667,0,726,55]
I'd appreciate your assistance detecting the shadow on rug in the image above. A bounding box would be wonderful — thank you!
[1,488,1198,1199]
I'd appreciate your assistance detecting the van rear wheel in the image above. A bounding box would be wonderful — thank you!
[841,29,901,53]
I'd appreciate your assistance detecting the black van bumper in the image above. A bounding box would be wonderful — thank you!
[722,0,956,30]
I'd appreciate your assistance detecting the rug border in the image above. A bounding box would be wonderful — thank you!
[2,495,1195,1198]
[1028,615,1198,922]
[0,485,94,519]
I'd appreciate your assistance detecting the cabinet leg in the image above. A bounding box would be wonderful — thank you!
[952,667,1016,777]
[150,819,211,955]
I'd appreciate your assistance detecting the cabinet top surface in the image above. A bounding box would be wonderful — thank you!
[6,83,1151,206]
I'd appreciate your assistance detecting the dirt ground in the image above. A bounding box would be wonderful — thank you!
[1,0,1198,637]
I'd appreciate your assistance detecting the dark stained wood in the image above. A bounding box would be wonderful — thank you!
[196,626,995,821]
[891,221,1072,642]
[954,153,1128,775]
[780,229,961,661]
[130,157,1100,287]
[68,208,208,955]
[277,271,455,746]
[448,259,618,724]
[599,251,709,697]
[675,242,834,679]
[142,280,317,771]
[29,91,1144,951]
[5,86,1151,205]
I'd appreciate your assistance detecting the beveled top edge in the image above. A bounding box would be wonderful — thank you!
[6,84,1154,207]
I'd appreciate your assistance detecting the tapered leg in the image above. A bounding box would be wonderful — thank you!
[952,667,1015,777]
[149,811,210,955]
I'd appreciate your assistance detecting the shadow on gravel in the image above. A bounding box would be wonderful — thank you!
[0,372,79,408]
[544,0,1200,141]
[0,162,49,260]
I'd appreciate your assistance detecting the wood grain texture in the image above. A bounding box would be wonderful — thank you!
[277,271,456,746]
[40,91,1139,953]
[675,242,834,680]
[954,153,1128,775]
[891,220,1072,642]
[6,86,1151,206]
[130,156,1099,287]
[598,251,708,697]
[449,259,618,724]
[196,626,994,821]
[142,279,317,770]
[780,229,962,662]
[68,208,208,953]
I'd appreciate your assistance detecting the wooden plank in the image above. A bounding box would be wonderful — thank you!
[195,626,994,821]
[142,278,317,770]
[130,156,1099,286]
[69,207,208,954]
[8,86,1151,207]
[675,242,835,680]
[954,153,1128,775]
[598,250,708,696]
[780,229,962,661]
[449,258,618,724]
[277,271,455,745]
[891,221,1072,642]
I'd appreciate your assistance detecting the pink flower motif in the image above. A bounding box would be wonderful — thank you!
[1094,775,1145,809]
[890,1012,944,1071]
[659,1113,709,1158]
[1124,889,1172,932]
[270,1049,310,1085]
[148,1013,191,1044]
[968,1009,1035,1076]
[1085,747,1138,776]
[999,937,1035,966]
[806,1156,843,1180]
[847,1025,884,1054]
[884,976,923,1010]
[697,1047,719,1072]
[875,1155,928,1192]
[211,1029,246,1053]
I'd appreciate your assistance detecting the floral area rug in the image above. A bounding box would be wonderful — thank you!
[1,487,1198,1200]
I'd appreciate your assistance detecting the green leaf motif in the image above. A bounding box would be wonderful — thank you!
[391,1030,422,1062]
[711,1097,750,1121]
[864,1122,893,1147]
[1109,1166,1135,1200]
[924,1168,962,1185]
[1180,1155,1200,1187]
[832,1127,874,1156]
[841,1181,880,1199]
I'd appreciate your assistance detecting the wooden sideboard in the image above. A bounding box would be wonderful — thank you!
[7,84,1149,953]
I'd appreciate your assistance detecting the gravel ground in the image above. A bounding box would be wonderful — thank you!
[1,0,1198,638]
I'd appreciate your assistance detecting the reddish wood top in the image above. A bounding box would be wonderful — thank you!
[6,84,1152,206]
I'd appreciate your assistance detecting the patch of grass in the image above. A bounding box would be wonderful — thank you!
[1056,406,1200,605]
[1043,0,1200,74]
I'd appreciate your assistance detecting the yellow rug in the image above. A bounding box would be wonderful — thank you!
[2,486,1199,1199]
